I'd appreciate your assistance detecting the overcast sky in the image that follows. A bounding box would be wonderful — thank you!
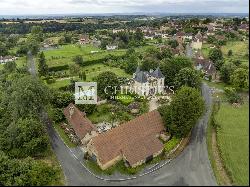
[0,0,249,15]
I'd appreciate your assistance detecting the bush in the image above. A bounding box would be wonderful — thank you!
[224,87,243,104]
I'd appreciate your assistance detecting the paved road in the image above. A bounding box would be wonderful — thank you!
[27,56,216,185]
[48,83,216,186]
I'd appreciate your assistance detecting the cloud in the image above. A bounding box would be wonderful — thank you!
[0,0,248,15]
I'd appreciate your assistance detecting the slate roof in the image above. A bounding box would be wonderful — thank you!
[134,67,164,83]
[134,71,148,83]
[152,67,165,78]
[90,110,165,166]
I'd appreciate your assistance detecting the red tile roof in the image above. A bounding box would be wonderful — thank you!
[90,110,165,166]
[64,103,97,140]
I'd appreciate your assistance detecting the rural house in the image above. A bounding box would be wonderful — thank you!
[63,103,98,145]
[87,110,168,170]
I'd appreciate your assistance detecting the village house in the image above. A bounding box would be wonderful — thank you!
[191,32,203,50]
[193,56,216,80]
[63,103,98,145]
[128,67,165,97]
[112,29,125,34]
[79,35,90,45]
[0,56,18,64]
[87,110,168,170]
[106,45,118,50]
[144,34,155,40]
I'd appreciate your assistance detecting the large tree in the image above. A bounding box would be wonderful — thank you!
[7,75,50,120]
[0,152,60,186]
[38,52,49,77]
[96,71,119,99]
[208,48,224,71]
[2,117,49,158]
[160,56,193,87]
[219,63,236,84]
[230,68,249,90]
[159,86,205,137]
[174,67,201,89]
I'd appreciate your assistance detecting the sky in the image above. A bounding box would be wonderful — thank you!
[0,0,249,15]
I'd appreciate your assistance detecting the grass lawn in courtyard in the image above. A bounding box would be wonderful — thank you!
[214,102,249,185]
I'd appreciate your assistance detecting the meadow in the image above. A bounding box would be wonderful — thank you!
[215,102,249,185]
[201,41,249,65]
[47,63,131,89]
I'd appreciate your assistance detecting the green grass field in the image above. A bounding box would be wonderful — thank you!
[0,56,27,70]
[215,102,249,185]
[43,44,127,68]
[201,41,249,66]
[47,63,131,89]
[221,41,249,65]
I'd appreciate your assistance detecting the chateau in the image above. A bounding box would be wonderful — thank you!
[129,67,165,97]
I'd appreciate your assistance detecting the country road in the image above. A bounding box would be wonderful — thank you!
[28,53,217,186]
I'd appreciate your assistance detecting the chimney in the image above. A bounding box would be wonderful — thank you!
[69,106,75,118]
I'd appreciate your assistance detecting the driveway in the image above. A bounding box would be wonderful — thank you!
[28,56,216,185]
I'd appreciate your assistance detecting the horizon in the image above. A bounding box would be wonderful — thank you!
[0,0,249,16]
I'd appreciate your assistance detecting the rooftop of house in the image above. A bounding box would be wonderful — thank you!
[134,67,165,83]
[193,58,216,75]
[63,103,97,140]
[90,110,166,166]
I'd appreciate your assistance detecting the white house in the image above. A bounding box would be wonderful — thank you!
[106,45,118,50]
[0,56,18,64]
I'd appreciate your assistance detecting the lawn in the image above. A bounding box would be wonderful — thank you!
[47,63,131,89]
[0,56,27,70]
[201,43,212,58]
[43,44,127,68]
[221,41,249,65]
[201,41,249,66]
[214,102,249,185]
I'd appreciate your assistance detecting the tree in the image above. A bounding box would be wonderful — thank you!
[141,57,158,72]
[73,55,84,66]
[168,39,179,49]
[159,86,205,137]
[96,71,119,99]
[160,56,193,86]
[7,76,50,120]
[3,61,16,73]
[230,68,249,90]
[0,42,8,56]
[79,71,86,81]
[38,52,48,77]
[174,67,201,89]
[228,49,233,57]
[0,152,60,186]
[208,48,224,71]
[161,47,173,59]
[219,63,236,84]
[69,64,80,75]
[2,117,49,158]
[30,26,43,42]
[224,87,242,104]
[124,53,138,74]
